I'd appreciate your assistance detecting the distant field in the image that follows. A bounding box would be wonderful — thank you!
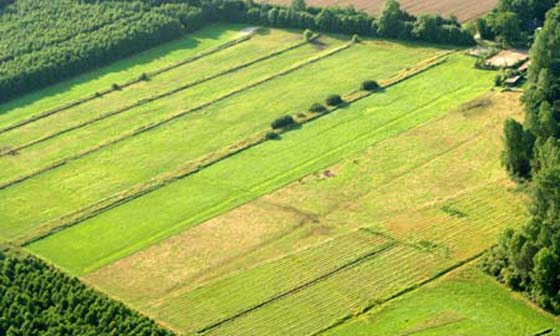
[325,266,560,335]
[263,0,497,22]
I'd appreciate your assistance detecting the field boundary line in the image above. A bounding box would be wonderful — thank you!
[0,29,258,135]
[0,37,352,192]
[0,35,317,157]
[196,240,398,334]
[309,252,485,336]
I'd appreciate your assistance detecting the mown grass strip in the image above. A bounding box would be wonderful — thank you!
[0,30,257,135]
[0,38,353,192]
[197,238,397,334]
[15,50,443,247]
[0,35,317,157]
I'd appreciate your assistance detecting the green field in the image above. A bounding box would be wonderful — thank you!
[324,266,560,336]
[2,22,557,336]
[0,31,442,245]
[25,54,495,275]
[0,24,244,127]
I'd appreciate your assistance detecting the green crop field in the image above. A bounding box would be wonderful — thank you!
[2,19,559,336]
[324,266,560,336]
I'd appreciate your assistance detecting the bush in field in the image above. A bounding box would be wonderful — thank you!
[310,103,327,113]
[303,29,314,41]
[362,80,380,91]
[271,115,295,129]
[326,94,343,106]
[139,72,149,81]
[265,131,280,140]
[112,83,121,91]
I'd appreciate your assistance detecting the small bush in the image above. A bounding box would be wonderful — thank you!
[265,131,280,140]
[309,103,327,113]
[362,80,380,91]
[94,91,102,98]
[139,72,149,81]
[271,115,295,129]
[303,29,314,42]
[352,34,360,43]
[326,94,343,106]
[112,83,121,90]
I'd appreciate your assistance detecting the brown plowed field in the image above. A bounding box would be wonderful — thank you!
[265,0,497,22]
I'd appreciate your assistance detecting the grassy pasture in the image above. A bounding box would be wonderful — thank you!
[0,29,337,186]
[0,28,304,153]
[24,54,494,276]
[0,24,245,128]
[85,91,520,306]
[1,38,441,242]
[324,266,560,336]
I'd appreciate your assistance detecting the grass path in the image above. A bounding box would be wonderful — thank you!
[25,54,494,275]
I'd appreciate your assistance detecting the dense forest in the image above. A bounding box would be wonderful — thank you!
[0,0,473,103]
[0,251,173,336]
[483,3,560,314]
[474,0,559,46]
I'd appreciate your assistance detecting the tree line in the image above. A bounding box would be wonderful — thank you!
[483,3,560,314]
[0,0,474,103]
[0,251,173,336]
[472,0,559,46]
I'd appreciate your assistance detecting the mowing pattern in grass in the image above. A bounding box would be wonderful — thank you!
[324,266,560,336]
[24,54,494,275]
[83,91,518,311]
[202,244,454,336]
[151,230,393,333]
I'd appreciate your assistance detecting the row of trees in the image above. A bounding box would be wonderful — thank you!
[0,0,206,102]
[483,3,560,313]
[0,0,474,103]
[473,0,558,46]
[0,251,173,335]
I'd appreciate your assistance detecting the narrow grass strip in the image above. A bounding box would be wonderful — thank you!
[0,35,317,157]
[0,30,257,135]
[14,48,445,247]
[0,38,352,192]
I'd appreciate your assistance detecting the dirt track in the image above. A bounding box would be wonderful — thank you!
[264,0,497,23]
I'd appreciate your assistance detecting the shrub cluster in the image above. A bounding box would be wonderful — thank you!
[271,115,296,129]
[309,102,327,113]
[326,94,343,106]
[362,80,380,91]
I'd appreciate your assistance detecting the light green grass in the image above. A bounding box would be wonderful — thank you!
[0,28,304,153]
[1,38,440,242]
[25,54,495,275]
[0,24,245,128]
[324,266,560,336]
[0,29,327,185]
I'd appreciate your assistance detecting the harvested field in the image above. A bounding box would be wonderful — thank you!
[263,0,497,22]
